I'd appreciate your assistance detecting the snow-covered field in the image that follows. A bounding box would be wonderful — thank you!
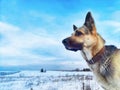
[0,71,103,90]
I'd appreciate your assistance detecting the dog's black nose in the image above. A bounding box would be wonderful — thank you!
[62,39,68,45]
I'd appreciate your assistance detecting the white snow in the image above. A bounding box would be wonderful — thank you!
[0,71,103,90]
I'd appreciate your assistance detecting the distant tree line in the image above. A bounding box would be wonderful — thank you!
[73,68,91,72]
[39,68,90,72]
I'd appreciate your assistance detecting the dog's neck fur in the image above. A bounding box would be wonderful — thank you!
[81,34,105,62]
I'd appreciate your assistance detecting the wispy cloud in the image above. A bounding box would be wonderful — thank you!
[0,21,85,68]
[0,22,59,65]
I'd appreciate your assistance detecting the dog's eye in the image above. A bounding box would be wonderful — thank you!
[75,31,83,36]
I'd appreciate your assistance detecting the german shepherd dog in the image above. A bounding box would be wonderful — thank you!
[62,12,120,90]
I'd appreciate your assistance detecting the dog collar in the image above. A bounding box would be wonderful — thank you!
[86,47,105,64]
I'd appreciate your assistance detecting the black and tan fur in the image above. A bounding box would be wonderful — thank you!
[62,12,120,90]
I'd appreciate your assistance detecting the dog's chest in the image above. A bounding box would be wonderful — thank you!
[91,45,117,76]
[90,64,115,90]
[89,46,119,89]
[100,59,112,78]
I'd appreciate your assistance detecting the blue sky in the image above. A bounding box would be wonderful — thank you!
[0,0,120,70]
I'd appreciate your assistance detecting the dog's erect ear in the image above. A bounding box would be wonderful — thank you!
[84,12,96,34]
[73,25,78,31]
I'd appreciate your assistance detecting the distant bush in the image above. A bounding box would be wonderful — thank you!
[41,68,44,72]
[40,68,46,73]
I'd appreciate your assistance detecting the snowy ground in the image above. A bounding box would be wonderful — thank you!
[0,71,103,90]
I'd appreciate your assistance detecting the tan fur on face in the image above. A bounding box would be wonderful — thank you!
[72,26,97,48]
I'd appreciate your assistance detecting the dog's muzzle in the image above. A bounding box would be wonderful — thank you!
[62,38,83,51]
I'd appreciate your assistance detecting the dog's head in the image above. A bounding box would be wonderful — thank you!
[62,12,99,52]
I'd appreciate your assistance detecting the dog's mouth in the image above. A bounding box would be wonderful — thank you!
[64,45,83,52]
[65,46,78,52]
[62,39,83,51]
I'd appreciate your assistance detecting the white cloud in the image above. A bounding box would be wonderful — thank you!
[0,55,57,66]
[0,22,85,68]
[0,21,59,55]
[0,22,60,66]
[101,20,120,28]
[0,22,20,33]
[96,19,120,47]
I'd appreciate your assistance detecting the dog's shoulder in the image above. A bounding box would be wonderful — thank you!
[105,45,118,58]
[105,45,118,52]
[105,45,120,67]
[107,45,120,81]
[106,45,120,58]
